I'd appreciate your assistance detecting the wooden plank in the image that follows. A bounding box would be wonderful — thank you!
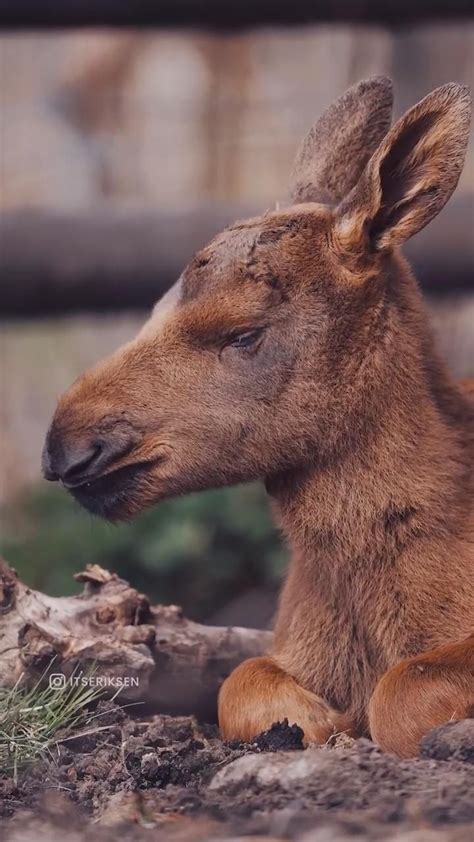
[1,199,472,316]
[1,1,472,29]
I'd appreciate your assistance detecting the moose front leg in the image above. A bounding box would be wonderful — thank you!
[368,634,474,758]
[218,656,350,743]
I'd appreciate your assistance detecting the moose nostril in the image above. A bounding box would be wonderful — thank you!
[62,444,102,482]
[41,438,103,486]
[42,427,139,487]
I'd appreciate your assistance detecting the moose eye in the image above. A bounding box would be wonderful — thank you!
[228,329,263,350]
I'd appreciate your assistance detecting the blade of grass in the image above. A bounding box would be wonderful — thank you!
[0,662,124,783]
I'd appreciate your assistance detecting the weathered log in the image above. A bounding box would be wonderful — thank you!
[0,558,271,720]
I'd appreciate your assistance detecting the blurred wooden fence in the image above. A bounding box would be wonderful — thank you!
[0,22,473,498]
[1,24,473,313]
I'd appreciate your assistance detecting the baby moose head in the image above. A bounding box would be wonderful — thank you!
[42,78,471,520]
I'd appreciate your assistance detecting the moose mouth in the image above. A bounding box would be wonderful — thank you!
[67,458,163,521]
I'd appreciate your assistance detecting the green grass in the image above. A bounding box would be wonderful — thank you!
[0,669,108,783]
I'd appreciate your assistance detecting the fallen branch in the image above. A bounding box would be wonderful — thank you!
[0,559,271,721]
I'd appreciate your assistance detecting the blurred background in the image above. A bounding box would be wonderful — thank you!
[0,2,473,627]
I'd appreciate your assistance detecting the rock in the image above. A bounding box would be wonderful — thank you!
[299,825,473,841]
[420,720,474,764]
[209,746,341,790]
[209,737,474,826]
[97,790,144,827]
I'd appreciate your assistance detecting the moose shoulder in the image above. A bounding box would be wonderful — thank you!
[43,78,474,758]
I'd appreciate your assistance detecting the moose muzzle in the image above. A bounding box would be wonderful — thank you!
[42,424,138,489]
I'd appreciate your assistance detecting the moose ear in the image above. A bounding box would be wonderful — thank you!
[336,83,472,252]
[289,77,393,205]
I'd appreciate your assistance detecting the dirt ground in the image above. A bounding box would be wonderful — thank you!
[1,703,473,841]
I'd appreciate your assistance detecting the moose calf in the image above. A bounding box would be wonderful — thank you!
[43,78,473,757]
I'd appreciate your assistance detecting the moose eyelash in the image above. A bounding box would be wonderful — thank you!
[227,328,264,350]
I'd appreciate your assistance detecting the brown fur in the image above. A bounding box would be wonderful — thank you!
[290,76,393,204]
[218,656,353,744]
[369,633,474,757]
[43,79,473,758]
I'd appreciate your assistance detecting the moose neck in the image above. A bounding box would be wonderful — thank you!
[268,318,472,698]
[269,263,470,582]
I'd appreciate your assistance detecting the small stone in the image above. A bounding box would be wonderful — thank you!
[97,790,143,827]
[141,752,160,778]
[209,746,337,790]
[420,719,474,764]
